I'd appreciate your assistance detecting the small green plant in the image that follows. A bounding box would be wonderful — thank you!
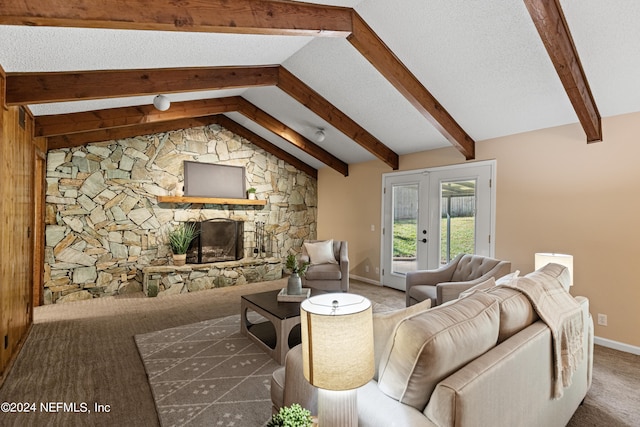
[168,222,199,255]
[247,187,257,194]
[286,254,309,277]
[267,404,313,427]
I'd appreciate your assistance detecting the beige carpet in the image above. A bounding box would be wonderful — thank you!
[0,278,638,427]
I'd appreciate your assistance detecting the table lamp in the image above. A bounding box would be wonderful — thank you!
[535,252,573,288]
[300,293,374,427]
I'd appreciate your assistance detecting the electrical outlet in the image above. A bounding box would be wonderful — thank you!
[597,313,608,326]
[375,267,380,275]
[365,265,370,273]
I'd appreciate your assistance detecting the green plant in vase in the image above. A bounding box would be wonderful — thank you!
[168,222,199,266]
[247,187,257,199]
[285,254,309,295]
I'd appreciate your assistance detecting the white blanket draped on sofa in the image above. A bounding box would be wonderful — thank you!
[501,263,584,399]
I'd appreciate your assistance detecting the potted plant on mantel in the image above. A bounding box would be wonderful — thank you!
[285,254,309,295]
[247,187,257,200]
[168,223,199,266]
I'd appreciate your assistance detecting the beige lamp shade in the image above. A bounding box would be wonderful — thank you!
[300,293,374,391]
[535,252,573,286]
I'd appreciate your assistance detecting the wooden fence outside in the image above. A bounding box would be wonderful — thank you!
[394,187,475,219]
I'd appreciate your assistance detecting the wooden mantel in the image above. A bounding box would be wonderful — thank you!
[157,195,267,206]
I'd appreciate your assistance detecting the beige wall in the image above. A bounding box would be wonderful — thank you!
[318,111,640,348]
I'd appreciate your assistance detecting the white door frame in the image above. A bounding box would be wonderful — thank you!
[380,160,496,290]
[380,171,430,290]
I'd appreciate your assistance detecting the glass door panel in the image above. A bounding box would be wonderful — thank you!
[382,173,429,290]
[392,183,418,275]
[440,180,476,265]
[426,163,493,268]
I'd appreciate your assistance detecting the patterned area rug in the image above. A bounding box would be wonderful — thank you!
[135,314,279,427]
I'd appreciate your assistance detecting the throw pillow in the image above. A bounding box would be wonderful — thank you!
[377,292,500,411]
[496,270,520,285]
[304,240,338,265]
[457,271,520,299]
[458,277,496,299]
[371,299,432,380]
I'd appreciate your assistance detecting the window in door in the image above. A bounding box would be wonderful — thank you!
[440,180,476,264]
[392,183,419,275]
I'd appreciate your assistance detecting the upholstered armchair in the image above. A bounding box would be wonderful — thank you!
[299,240,349,292]
[405,253,511,307]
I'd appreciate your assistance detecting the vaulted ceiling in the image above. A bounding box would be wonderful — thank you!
[2,1,639,178]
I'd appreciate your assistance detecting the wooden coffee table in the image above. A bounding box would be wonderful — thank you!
[240,289,309,365]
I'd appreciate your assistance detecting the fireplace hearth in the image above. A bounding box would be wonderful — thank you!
[186,219,244,263]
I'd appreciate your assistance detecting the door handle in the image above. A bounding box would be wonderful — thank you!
[420,238,427,243]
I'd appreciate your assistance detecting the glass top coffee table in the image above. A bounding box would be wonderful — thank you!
[240,289,313,365]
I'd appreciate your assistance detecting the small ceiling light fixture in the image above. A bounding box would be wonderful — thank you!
[153,94,170,111]
[315,128,326,142]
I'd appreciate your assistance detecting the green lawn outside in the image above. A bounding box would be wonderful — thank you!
[392,219,418,257]
[393,217,475,261]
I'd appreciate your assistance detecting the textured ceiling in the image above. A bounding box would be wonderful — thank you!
[1,0,639,170]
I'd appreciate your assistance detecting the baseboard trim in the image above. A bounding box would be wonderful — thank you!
[594,336,640,355]
[350,275,382,287]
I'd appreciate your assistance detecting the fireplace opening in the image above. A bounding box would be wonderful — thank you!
[186,219,244,263]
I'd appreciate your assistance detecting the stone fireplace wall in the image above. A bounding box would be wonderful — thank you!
[44,124,317,304]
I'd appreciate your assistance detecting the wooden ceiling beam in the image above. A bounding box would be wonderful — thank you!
[2,2,479,161]
[46,116,221,150]
[236,98,348,176]
[347,12,475,160]
[48,114,318,178]
[523,0,601,142]
[42,94,340,175]
[6,66,278,105]
[216,116,317,179]
[277,67,399,170]
[21,64,397,170]
[36,97,242,137]
[0,0,352,36]
[38,94,348,175]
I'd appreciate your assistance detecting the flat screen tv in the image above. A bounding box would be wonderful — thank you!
[183,161,246,198]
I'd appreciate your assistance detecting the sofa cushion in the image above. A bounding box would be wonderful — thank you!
[408,285,437,305]
[304,240,337,265]
[486,286,539,343]
[377,292,500,411]
[304,263,341,281]
[372,299,432,380]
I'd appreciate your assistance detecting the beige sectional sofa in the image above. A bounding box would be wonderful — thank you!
[271,264,594,427]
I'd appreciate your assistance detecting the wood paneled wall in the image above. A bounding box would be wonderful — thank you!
[0,65,35,384]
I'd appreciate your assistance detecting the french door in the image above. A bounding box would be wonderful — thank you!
[381,161,495,290]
